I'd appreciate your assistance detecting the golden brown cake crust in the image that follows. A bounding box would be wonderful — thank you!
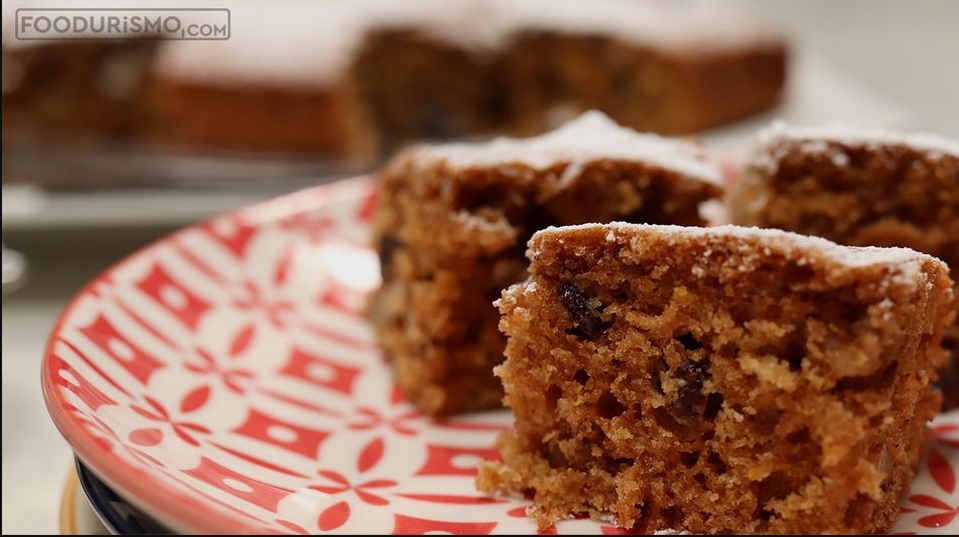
[477,223,954,534]
[369,114,722,417]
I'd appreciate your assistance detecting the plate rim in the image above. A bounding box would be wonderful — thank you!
[41,175,373,535]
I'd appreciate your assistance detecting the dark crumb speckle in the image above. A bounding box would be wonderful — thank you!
[558,282,610,340]
[669,359,709,420]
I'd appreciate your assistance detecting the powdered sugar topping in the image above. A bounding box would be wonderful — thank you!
[536,223,944,289]
[5,0,782,89]
[749,120,959,174]
[155,0,375,86]
[497,0,782,54]
[415,110,721,185]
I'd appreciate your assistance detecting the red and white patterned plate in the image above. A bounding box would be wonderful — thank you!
[42,176,959,534]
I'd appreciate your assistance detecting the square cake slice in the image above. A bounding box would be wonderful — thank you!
[477,223,955,534]
[369,111,723,416]
[728,122,959,408]
[498,0,786,137]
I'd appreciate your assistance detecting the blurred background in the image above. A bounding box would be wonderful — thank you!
[3,0,958,533]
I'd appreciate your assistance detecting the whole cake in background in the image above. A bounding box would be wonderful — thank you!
[477,223,955,534]
[729,122,959,409]
[369,110,723,416]
[1,0,787,168]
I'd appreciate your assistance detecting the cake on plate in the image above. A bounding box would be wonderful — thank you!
[477,223,954,534]
[729,122,959,409]
[369,111,723,416]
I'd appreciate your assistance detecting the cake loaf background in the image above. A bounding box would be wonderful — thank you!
[1,0,787,166]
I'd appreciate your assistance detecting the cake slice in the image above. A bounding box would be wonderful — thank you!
[369,111,722,416]
[477,223,954,534]
[728,122,959,409]
[2,39,157,149]
[497,0,787,137]
[148,2,380,159]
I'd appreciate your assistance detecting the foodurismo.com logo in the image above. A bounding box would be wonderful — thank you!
[15,8,230,40]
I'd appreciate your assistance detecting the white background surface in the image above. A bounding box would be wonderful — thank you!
[3,1,958,533]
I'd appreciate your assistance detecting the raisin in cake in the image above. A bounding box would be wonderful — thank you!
[477,223,955,534]
[370,111,722,417]
[729,123,959,409]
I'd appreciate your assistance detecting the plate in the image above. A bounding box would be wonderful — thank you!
[75,457,171,534]
[42,175,959,534]
[60,464,112,535]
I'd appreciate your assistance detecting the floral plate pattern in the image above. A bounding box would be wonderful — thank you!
[42,176,959,534]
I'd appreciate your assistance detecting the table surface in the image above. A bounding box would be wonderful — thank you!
[3,1,958,534]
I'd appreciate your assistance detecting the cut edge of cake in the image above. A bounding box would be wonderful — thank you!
[370,112,726,417]
[479,221,955,533]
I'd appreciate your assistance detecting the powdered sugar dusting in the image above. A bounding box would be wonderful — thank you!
[497,0,782,54]
[749,120,959,174]
[700,199,729,226]
[415,110,721,185]
[8,0,782,89]
[155,0,506,86]
[155,0,377,86]
[535,223,944,289]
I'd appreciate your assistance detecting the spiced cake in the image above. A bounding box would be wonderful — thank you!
[1,39,157,148]
[729,123,959,409]
[476,223,955,534]
[3,0,787,166]
[496,0,787,137]
[147,2,379,159]
[369,111,723,417]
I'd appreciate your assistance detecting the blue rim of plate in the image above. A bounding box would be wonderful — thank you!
[74,456,173,535]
